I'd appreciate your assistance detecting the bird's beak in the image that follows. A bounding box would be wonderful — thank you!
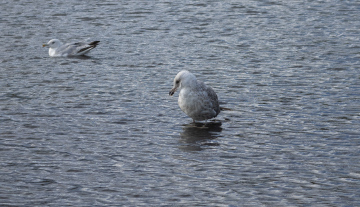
[42,44,48,47]
[169,88,177,96]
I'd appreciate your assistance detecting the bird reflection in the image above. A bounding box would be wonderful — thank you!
[179,121,222,152]
[68,55,93,60]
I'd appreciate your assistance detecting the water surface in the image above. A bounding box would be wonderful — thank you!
[1,0,359,206]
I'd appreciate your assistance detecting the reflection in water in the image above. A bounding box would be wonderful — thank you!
[179,121,222,152]
[70,55,92,59]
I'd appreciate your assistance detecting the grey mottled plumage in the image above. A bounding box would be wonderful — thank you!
[169,70,220,122]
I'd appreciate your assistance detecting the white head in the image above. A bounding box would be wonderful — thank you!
[169,70,197,96]
[42,39,62,49]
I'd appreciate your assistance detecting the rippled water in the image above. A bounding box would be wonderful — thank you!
[1,0,360,206]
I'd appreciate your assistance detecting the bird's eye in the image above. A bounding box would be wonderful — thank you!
[175,80,180,84]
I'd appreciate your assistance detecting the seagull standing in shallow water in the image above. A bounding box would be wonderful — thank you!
[169,70,220,122]
[42,39,100,57]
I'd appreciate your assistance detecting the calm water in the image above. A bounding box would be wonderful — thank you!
[1,0,360,206]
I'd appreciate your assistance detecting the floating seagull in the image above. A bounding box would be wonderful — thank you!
[42,39,100,57]
[169,70,220,122]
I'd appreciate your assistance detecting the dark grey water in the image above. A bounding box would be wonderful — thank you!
[1,0,360,206]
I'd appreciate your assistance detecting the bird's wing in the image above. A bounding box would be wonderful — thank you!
[58,41,99,56]
[198,81,220,115]
[56,43,79,56]
[74,41,100,55]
